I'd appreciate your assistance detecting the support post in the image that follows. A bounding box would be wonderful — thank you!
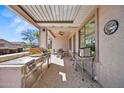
[39,28,48,49]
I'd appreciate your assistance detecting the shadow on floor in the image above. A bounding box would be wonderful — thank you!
[33,57,101,88]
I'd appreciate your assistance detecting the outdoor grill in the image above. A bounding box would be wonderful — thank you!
[0,53,50,88]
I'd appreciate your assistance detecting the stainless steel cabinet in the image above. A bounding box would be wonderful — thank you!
[0,55,50,88]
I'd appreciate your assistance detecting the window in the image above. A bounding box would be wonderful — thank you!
[79,16,95,56]
[69,38,72,50]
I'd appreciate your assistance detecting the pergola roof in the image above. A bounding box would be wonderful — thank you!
[20,5,80,22]
[9,5,96,37]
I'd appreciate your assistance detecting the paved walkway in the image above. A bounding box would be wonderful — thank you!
[33,55,101,88]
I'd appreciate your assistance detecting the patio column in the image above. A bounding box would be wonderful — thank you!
[39,28,48,49]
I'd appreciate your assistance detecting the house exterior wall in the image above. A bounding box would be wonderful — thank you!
[52,36,68,52]
[95,5,124,87]
[67,6,124,87]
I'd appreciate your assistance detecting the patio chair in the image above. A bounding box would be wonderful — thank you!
[57,48,64,59]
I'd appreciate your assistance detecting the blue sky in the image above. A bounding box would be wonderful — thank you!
[0,5,38,42]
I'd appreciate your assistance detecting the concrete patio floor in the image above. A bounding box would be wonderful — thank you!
[33,55,101,88]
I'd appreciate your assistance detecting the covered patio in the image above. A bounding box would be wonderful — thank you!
[9,5,96,52]
[8,5,100,88]
[2,5,124,88]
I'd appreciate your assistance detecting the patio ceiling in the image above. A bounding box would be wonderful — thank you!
[8,5,96,37]
[20,5,79,22]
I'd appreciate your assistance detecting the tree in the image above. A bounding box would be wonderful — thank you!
[34,31,39,38]
[21,29,36,48]
[34,31,39,44]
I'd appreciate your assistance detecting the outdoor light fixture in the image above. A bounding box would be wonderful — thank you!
[59,31,64,36]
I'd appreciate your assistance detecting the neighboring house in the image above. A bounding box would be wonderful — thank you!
[0,39,23,55]
[11,42,32,51]
[11,42,28,49]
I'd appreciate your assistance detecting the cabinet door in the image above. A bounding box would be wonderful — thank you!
[25,68,38,88]
[25,64,42,88]
[25,74,35,88]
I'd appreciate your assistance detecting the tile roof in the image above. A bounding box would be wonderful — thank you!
[0,39,23,49]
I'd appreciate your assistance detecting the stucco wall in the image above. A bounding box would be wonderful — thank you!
[96,5,124,87]
[52,36,68,51]
[39,29,47,48]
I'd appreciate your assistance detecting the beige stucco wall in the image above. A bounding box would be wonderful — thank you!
[95,5,124,87]
[52,36,68,51]
[39,28,48,48]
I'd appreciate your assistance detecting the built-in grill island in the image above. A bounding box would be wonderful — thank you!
[0,52,50,88]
